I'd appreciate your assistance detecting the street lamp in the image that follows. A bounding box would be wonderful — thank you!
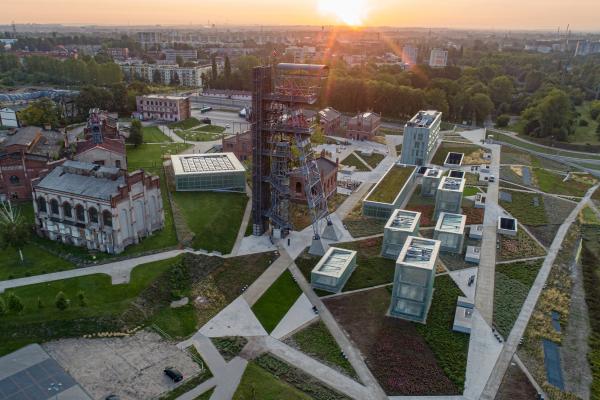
[48,382,62,400]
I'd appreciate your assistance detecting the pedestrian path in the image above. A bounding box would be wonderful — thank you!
[242,249,293,306]
[199,297,267,338]
[270,293,318,340]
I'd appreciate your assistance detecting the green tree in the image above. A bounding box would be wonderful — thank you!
[471,93,494,125]
[524,70,544,92]
[129,119,143,146]
[77,290,88,307]
[55,291,69,311]
[224,56,232,87]
[6,292,24,314]
[425,88,449,116]
[0,201,31,263]
[522,89,573,140]
[489,75,513,107]
[18,98,60,128]
[211,56,218,84]
[0,296,6,316]
[496,114,510,128]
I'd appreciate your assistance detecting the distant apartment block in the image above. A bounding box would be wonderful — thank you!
[575,40,600,56]
[318,107,342,135]
[106,47,129,60]
[32,161,164,254]
[429,48,448,68]
[346,112,381,141]
[163,49,198,62]
[136,95,191,122]
[400,110,442,166]
[402,45,418,65]
[119,62,211,87]
[285,46,317,63]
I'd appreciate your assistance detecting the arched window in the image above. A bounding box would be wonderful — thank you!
[103,210,113,227]
[9,175,19,185]
[63,202,72,218]
[50,199,59,215]
[37,197,47,213]
[75,204,85,222]
[89,207,98,223]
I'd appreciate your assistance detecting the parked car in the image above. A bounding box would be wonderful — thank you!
[488,176,496,183]
[201,118,211,124]
[164,367,183,382]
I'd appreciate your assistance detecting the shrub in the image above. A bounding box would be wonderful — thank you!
[55,291,70,311]
[77,291,88,307]
[496,114,510,128]
[7,292,24,314]
[579,119,589,127]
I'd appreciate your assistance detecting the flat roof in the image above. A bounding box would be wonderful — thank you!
[449,170,465,179]
[312,247,356,279]
[0,344,91,400]
[140,94,188,100]
[398,236,440,270]
[424,168,443,179]
[171,153,245,175]
[385,209,421,232]
[435,212,467,234]
[406,110,441,128]
[366,164,416,204]
[444,152,464,165]
[438,176,466,192]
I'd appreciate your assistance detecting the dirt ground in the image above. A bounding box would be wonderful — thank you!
[44,330,201,400]
[495,360,539,400]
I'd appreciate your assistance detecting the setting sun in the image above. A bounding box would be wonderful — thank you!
[317,0,369,26]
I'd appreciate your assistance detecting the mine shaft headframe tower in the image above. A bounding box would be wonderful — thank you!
[251,63,330,238]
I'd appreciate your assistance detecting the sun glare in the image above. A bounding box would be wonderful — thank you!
[317,0,368,26]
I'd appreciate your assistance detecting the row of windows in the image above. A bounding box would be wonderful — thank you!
[37,197,112,227]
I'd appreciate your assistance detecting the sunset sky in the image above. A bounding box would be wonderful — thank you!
[2,0,600,31]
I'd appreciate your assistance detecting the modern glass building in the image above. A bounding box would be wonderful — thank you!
[421,168,443,197]
[171,153,246,192]
[434,212,466,254]
[389,236,441,323]
[311,247,357,293]
[434,176,465,220]
[362,163,418,219]
[400,110,442,166]
[381,209,421,260]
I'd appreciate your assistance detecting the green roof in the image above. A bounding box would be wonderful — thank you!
[367,165,415,204]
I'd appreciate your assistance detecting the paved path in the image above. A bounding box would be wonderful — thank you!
[287,258,388,400]
[256,336,374,400]
[0,249,184,293]
[270,293,318,340]
[480,184,600,399]
[242,249,293,306]
[495,256,546,265]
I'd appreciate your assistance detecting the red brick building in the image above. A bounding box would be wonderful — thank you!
[222,130,252,162]
[346,111,381,141]
[318,107,342,135]
[290,155,338,203]
[0,126,65,201]
[74,109,126,169]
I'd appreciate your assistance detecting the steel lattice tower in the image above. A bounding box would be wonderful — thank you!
[251,63,330,239]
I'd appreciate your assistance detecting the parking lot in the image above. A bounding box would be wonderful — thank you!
[43,330,201,400]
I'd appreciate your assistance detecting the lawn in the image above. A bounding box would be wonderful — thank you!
[342,194,387,237]
[581,226,600,399]
[168,117,202,130]
[580,206,600,225]
[360,152,385,169]
[252,270,302,333]
[233,361,312,400]
[341,152,370,171]
[533,168,593,197]
[431,143,488,165]
[0,256,181,356]
[143,126,173,143]
[499,190,548,226]
[494,259,543,337]
[127,143,192,171]
[171,191,248,254]
[286,321,357,378]
[366,165,414,203]
[179,131,220,142]
[491,131,600,161]
[570,102,600,145]
[463,186,480,197]
[149,304,198,339]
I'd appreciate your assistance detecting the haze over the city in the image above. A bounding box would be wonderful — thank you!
[2,0,600,31]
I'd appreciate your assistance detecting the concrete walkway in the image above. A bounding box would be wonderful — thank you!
[287,259,388,400]
[0,249,185,293]
[270,293,318,340]
[480,183,600,399]
[242,248,293,306]
[199,297,268,338]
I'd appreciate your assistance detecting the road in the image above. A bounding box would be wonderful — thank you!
[189,109,250,135]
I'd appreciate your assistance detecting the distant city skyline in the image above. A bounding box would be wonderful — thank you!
[2,0,600,31]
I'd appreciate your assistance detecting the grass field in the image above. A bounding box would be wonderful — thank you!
[463,186,480,197]
[127,143,192,171]
[571,102,600,145]
[492,131,600,161]
[168,117,201,130]
[233,362,312,400]
[431,143,488,165]
[499,190,548,226]
[533,168,593,197]
[287,321,357,378]
[360,152,385,169]
[252,270,302,333]
[366,165,414,203]
[171,191,247,254]
[341,152,370,171]
[494,260,543,337]
[143,126,173,143]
